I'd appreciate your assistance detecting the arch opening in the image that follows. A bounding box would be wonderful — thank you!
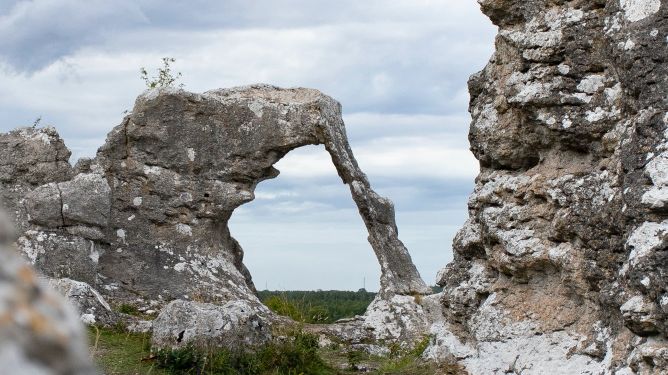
[230,145,380,293]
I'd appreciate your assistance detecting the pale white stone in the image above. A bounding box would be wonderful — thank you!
[619,0,661,22]
[626,220,668,265]
[577,74,606,94]
[143,165,162,175]
[133,197,143,206]
[248,101,264,117]
[620,295,651,314]
[605,83,622,104]
[473,103,498,131]
[116,229,126,244]
[645,152,668,185]
[622,39,636,50]
[642,187,668,208]
[562,116,573,128]
[80,314,96,325]
[174,262,187,272]
[175,223,193,236]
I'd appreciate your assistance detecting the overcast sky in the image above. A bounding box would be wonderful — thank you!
[0,0,496,291]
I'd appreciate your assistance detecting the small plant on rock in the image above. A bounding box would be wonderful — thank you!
[117,303,140,316]
[140,57,184,89]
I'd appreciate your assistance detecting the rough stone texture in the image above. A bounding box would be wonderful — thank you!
[48,278,116,327]
[1,85,428,343]
[0,127,72,235]
[0,209,96,374]
[151,300,271,351]
[428,0,668,373]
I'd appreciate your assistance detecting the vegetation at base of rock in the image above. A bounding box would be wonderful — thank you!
[257,290,376,323]
[88,325,463,374]
[117,303,141,316]
[88,326,168,375]
[320,335,464,375]
[155,328,334,375]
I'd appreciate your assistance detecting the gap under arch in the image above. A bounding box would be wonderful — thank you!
[229,145,381,292]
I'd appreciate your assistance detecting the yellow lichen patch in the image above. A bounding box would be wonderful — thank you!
[16,264,37,286]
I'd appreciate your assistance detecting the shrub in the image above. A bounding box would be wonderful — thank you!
[154,328,334,375]
[117,303,140,316]
[140,57,184,89]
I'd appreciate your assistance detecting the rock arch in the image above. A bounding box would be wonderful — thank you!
[13,85,428,314]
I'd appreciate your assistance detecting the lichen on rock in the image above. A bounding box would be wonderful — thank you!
[428,0,668,373]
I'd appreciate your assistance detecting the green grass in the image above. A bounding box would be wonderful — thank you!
[87,326,464,375]
[88,326,168,375]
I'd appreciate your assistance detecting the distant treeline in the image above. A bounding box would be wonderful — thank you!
[257,289,376,324]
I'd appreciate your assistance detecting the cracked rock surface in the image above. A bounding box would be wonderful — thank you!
[427,0,668,374]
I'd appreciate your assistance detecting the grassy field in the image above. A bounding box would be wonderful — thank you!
[256,290,376,324]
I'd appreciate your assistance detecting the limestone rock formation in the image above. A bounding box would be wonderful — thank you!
[0,210,96,374]
[428,0,668,373]
[0,85,430,345]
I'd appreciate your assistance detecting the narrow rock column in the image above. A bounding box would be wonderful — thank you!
[316,111,430,295]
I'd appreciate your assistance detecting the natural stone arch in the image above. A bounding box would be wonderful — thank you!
[93,84,429,307]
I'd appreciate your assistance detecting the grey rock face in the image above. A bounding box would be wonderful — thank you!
[151,300,271,350]
[49,278,116,327]
[428,0,668,373]
[24,173,110,229]
[0,209,96,374]
[0,127,73,235]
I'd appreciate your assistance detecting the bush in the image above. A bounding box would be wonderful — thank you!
[117,303,140,316]
[140,57,184,89]
[154,328,334,375]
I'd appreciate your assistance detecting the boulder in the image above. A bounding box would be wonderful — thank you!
[151,300,271,351]
[49,278,116,327]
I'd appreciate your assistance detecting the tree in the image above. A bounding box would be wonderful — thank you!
[139,57,184,89]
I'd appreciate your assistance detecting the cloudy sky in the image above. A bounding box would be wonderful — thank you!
[0,0,496,291]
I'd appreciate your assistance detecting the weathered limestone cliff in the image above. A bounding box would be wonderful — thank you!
[427,0,668,373]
